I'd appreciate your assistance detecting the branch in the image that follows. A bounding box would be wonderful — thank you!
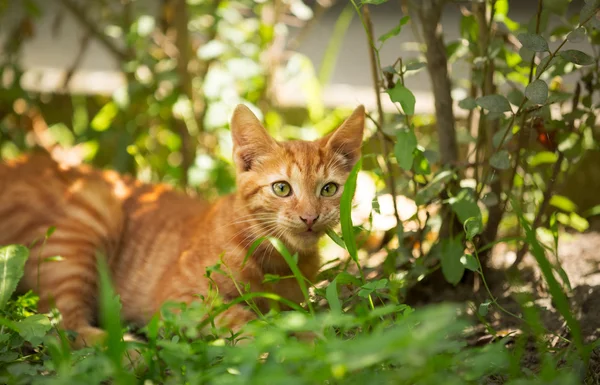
[510,82,581,270]
[59,0,130,63]
[61,30,92,91]
[361,4,403,234]
[415,0,458,165]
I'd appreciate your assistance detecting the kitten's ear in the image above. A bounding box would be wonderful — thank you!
[230,104,277,172]
[323,105,365,170]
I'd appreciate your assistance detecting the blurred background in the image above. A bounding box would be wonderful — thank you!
[0,0,599,261]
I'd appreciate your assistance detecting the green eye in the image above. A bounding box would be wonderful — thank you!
[272,181,292,197]
[321,182,338,197]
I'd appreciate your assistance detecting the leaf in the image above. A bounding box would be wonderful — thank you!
[458,97,477,110]
[90,102,119,132]
[16,314,51,345]
[567,27,586,42]
[528,151,558,167]
[394,127,417,170]
[492,127,514,149]
[405,61,426,71]
[415,170,453,205]
[584,204,600,218]
[326,229,346,249]
[0,245,29,310]
[581,0,600,28]
[97,254,129,370]
[412,150,430,175]
[559,207,585,233]
[464,217,483,240]
[478,301,491,316]
[536,55,558,77]
[559,50,595,66]
[335,272,362,286]
[340,159,362,264]
[378,16,409,43]
[481,192,499,207]
[451,189,481,225]
[358,279,388,298]
[517,33,549,52]
[544,0,570,15]
[525,79,548,104]
[550,195,577,213]
[386,83,416,115]
[490,150,511,170]
[326,278,342,313]
[361,0,388,3]
[269,238,313,313]
[516,208,584,351]
[461,254,479,272]
[476,95,512,113]
[440,238,465,285]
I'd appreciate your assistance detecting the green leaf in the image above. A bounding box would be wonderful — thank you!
[584,204,600,218]
[490,150,511,170]
[478,301,491,316]
[559,50,595,66]
[536,55,558,77]
[581,0,600,28]
[97,254,128,369]
[549,195,577,213]
[16,314,51,345]
[326,278,342,313]
[358,279,388,298]
[394,127,417,170]
[516,207,584,352]
[492,127,514,149]
[361,0,388,3]
[464,217,483,240]
[528,151,558,166]
[458,97,477,110]
[386,83,416,115]
[415,170,454,205]
[378,16,409,43]
[340,159,362,264]
[517,33,549,52]
[476,95,512,113]
[525,79,548,104]
[0,245,29,310]
[567,27,586,42]
[412,150,431,175]
[269,238,313,313]
[326,229,346,249]
[90,102,119,132]
[440,238,465,285]
[461,254,479,272]
[544,0,570,15]
[451,189,481,225]
[481,192,499,207]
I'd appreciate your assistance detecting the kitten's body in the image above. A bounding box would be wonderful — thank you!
[0,105,364,345]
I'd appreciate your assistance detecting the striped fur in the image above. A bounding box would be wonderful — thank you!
[0,104,364,346]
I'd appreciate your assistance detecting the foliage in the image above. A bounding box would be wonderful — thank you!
[1,0,600,383]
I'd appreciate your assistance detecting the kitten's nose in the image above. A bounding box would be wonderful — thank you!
[300,214,319,228]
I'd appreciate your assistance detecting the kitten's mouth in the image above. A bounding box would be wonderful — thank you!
[299,228,322,237]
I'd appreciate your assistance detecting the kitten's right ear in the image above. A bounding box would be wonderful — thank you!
[230,104,277,172]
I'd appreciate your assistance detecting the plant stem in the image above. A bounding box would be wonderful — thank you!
[361,4,403,234]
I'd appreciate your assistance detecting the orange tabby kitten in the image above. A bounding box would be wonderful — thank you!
[0,104,365,346]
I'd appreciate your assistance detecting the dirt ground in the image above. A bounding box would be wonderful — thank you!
[407,231,600,382]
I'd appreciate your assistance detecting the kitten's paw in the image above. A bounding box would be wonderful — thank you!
[72,326,108,349]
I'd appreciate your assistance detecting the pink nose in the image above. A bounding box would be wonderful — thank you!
[300,215,319,228]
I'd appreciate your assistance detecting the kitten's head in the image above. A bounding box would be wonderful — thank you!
[230,104,365,251]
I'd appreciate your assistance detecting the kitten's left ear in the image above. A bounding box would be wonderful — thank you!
[323,105,365,169]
